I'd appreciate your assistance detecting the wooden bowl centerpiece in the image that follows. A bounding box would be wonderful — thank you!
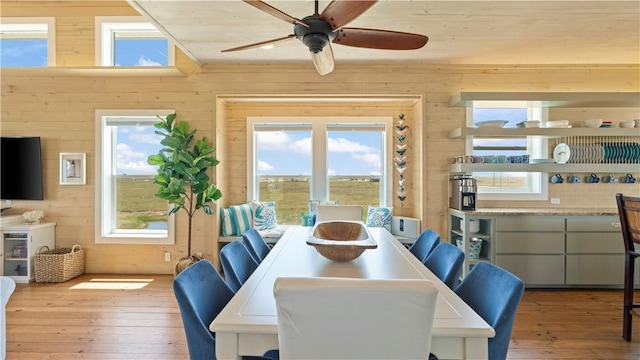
[307,221,377,261]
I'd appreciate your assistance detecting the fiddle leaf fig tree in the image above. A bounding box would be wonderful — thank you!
[147,113,222,274]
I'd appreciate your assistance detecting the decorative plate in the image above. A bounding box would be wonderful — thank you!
[553,143,571,164]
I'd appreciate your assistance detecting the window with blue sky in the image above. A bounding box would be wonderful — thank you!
[0,19,54,67]
[96,110,175,245]
[250,119,390,225]
[96,17,172,66]
[470,102,546,200]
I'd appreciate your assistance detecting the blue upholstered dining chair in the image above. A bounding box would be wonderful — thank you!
[173,260,278,360]
[242,228,271,264]
[220,240,259,293]
[408,229,441,263]
[454,262,525,360]
[423,242,465,289]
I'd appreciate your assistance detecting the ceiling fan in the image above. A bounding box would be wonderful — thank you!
[221,0,429,75]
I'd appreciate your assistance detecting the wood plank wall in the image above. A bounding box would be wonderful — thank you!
[1,1,639,274]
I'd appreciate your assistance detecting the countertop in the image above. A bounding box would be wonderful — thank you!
[449,208,618,216]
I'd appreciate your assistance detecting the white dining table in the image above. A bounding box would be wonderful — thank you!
[210,226,494,360]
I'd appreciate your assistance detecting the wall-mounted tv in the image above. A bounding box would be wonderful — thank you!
[0,137,44,200]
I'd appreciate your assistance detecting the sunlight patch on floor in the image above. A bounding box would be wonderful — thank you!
[70,278,154,290]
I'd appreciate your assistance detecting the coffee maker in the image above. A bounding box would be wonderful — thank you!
[449,175,477,211]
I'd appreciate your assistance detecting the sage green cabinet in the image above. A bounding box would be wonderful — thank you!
[565,216,635,286]
[494,216,566,286]
[448,211,494,278]
[450,212,631,287]
[495,254,565,285]
[494,214,634,287]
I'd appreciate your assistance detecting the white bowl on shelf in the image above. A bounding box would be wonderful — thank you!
[620,121,635,128]
[475,120,508,128]
[583,119,603,128]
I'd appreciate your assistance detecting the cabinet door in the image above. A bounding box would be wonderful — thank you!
[566,216,620,232]
[496,254,565,285]
[495,232,564,254]
[566,254,637,285]
[566,232,624,254]
[495,216,564,232]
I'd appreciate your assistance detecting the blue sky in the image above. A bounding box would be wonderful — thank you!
[1,38,167,66]
[257,131,382,176]
[116,126,163,175]
[0,39,47,66]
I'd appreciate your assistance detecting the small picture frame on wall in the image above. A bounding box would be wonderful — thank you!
[60,153,86,185]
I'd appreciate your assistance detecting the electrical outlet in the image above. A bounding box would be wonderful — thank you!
[550,198,560,205]
[164,252,171,262]
[195,252,203,257]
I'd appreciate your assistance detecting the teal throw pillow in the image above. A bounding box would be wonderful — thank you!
[301,212,315,226]
[229,203,252,236]
[220,207,232,236]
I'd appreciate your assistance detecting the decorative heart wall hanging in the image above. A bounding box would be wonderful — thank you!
[396,113,408,205]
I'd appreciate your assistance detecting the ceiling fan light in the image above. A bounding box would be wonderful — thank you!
[311,42,334,75]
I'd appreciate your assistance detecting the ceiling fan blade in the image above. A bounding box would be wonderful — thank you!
[310,43,335,76]
[333,28,428,50]
[221,35,295,52]
[320,0,378,30]
[243,0,309,28]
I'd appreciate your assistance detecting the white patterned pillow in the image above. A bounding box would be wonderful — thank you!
[229,203,253,235]
[252,201,277,230]
[366,206,393,231]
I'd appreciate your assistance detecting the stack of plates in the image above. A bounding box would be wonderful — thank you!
[547,120,571,128]
[600,121,614,128]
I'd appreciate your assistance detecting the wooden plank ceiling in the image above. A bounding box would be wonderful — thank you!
[128,0,640,67]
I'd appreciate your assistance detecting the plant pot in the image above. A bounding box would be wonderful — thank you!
[173,254,203,277]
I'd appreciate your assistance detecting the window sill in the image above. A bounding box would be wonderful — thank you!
[96,233,174,245]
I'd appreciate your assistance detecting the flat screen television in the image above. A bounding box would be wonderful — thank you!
[0,136,44,200]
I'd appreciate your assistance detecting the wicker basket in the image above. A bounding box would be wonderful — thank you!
[34,245,85,283]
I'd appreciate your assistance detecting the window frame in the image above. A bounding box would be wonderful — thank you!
[95,109,175,245]
[0,17,56,66]
[95,16,174,66]
[247,117,393,207]
[467,101,549,201]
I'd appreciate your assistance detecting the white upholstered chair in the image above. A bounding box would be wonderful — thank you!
[1,277,16,360]
[315,205,363,222]
[273,277,439,360]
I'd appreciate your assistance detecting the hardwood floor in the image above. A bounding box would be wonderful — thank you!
[5,274,640,359]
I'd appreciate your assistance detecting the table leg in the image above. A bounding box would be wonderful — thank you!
[216,332,240,360]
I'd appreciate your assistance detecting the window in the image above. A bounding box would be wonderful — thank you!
[327,126,384,208]
[95,109,175,244]
[95,17,173,66]
[249,117,392,225]
[0,17,55,67]
[469,101,548,200]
